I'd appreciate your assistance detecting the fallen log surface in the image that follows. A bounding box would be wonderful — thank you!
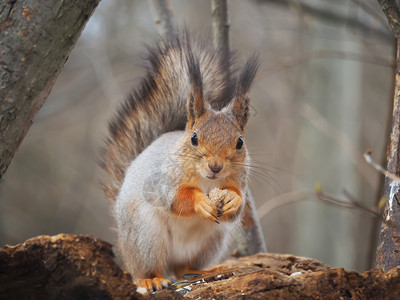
[0,234,399,299]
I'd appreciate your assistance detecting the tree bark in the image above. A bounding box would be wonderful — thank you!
[378,0,400,38]
[376,1,400,273]
[1,234,400,299]
[0,0,100,178]
[376,37,400,272]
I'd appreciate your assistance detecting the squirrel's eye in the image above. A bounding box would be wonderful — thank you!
[191,132,198,146]
[236,137,243,150]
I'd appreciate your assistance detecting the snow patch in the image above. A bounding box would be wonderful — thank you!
[387,180,399,221]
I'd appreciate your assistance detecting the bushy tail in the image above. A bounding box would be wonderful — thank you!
[100,31,236,202]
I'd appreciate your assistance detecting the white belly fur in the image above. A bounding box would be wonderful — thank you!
[166,213,234,269]
[166,177,235,270]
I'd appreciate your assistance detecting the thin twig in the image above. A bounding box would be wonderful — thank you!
[363,149,400,185]
[316,188,378,218]
[257,188,378,221]
[257,190,312,220]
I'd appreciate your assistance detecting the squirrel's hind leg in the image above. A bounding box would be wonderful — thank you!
[135,274,171,291]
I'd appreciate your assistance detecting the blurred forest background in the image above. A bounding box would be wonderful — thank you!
[0,0,394,272]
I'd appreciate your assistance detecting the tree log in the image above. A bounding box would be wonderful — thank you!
[0,0,100,178]
[1,234,399,299]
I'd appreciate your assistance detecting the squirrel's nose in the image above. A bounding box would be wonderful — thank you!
[208,163,222,174]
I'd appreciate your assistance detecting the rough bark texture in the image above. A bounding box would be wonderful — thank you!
[1,234,399,299]
[376,37,400,273]
[376,1,400,273]
[0,0,100,178]
[378,0,400,38]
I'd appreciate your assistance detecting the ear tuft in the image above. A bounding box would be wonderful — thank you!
[229,54,260,131]
[236,53,260,96]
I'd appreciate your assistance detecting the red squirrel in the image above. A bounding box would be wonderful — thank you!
[101,31,259,291]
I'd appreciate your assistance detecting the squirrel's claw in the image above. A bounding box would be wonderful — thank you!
[219,191,242,220]
[197,204,219,223]
[195,198,219,223]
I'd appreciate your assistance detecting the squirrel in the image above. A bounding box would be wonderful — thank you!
[100,30,259,291]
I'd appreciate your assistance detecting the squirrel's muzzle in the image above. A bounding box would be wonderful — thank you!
[208,162,223,174]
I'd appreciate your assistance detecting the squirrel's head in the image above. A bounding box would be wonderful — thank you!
[182,54,259,181]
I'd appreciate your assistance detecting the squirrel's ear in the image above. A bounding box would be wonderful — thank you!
[229,95,250,131]
[187,52,206,128]
[229,54,260,131]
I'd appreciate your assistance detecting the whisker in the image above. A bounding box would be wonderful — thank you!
[229,162,282,193]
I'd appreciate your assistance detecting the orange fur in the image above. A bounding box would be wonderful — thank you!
[171,186,201,217]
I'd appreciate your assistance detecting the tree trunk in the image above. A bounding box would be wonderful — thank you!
[376,37,400,272]
[0,0,100,178]
[376,1,400,273]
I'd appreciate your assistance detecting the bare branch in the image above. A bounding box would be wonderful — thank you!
[211,0,230,58]
[257,190,311,220]
[316,188,378,218]
[149,0,177,41]
[257,188,378,221]
[363,150,400,185]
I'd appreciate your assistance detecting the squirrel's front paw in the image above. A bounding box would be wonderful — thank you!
[209,188,242,221]
[194,195,219,223]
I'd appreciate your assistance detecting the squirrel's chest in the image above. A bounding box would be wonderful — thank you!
[166,215,223,263]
